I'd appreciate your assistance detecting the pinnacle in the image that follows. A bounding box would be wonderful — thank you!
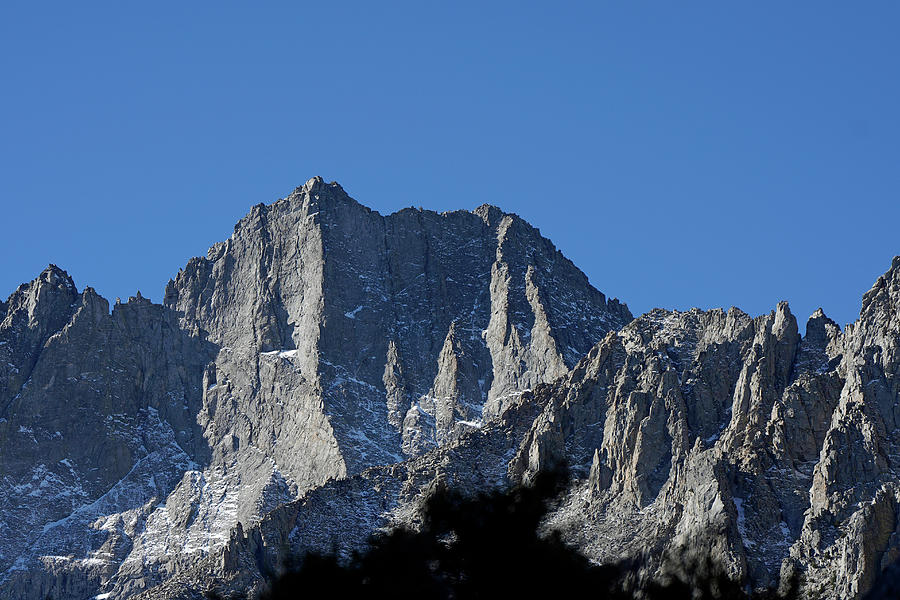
[41,263,67,275]
[283,176,350,205]
[472,203,506,224]
[806,307,840,333]
[38,264,75,290]
[40,263,70,279]
[304,175,325,190]
[860,256,900,318]
[302,176,346,195]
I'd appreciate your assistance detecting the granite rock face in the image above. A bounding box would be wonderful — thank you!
[188,259,900,600]
[3,179,900,599]
[0,269,213,600]
[0,178,630,599]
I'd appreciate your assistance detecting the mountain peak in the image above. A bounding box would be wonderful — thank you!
[9,181,900,600]
[37,264,75,291]
[5,263,77,306]
[860,256,900,321]
[472,203,508,226]
[290,175,347,198]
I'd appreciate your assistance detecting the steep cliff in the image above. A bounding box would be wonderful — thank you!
[3,179,900,599]
[0,178,630,599]
[200,257,900,600]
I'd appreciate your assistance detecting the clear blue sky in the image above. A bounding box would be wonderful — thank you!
[2,2,898,330]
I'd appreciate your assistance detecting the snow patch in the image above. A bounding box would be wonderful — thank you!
[733,496,755,548]
[261,349,299,359]
[780,521,791,539]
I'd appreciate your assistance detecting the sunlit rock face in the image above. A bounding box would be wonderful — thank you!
[0,178,630,599]
[211,260,900,600]
[5,178,900,600]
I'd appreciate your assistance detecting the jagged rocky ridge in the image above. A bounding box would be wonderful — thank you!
[1,177,899,599]
[0,178,628,599]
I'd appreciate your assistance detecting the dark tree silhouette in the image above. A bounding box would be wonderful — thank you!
[245,469,800,600]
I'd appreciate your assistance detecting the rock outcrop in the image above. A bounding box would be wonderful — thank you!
[2,178,900,599]
[0,178,630,599]
[190,259,900,599]
[0,269,213,600]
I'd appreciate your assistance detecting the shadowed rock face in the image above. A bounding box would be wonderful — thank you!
[0,179,631,599]
[3,179,900,600]
[0,269,214,600]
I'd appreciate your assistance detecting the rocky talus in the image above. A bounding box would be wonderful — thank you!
[2,178,900,599]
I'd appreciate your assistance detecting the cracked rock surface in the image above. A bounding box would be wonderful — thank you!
[0,179,629,599]
[3,179,900,599]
